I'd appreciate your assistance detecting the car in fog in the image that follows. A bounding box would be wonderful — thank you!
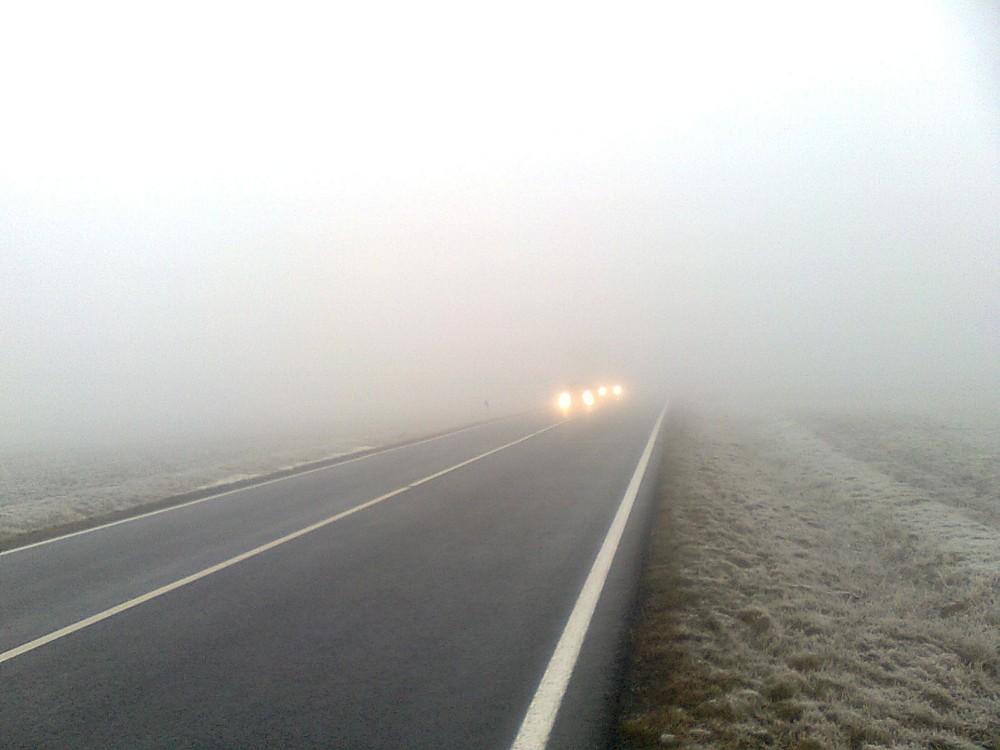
[555,382,624,413]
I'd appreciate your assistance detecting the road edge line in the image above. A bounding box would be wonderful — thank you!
[509,404,668,750]
[0,419,504,557]
[0,421,564,665]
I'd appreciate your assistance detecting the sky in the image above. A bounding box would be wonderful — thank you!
[2,0,999,449]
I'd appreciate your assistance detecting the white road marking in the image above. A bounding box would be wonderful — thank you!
[0,421,563,665]
[0,418,507,557]
[509,404,668,750]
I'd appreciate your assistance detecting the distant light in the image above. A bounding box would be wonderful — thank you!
[557,392,572,411]
[598,386,608,397]
[582,390,595,407]
[612,385,623,397]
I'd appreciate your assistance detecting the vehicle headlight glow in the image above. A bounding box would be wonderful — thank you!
[612,384,623,397]
[557,391,572,411]
[582,389,595,407]
[598,386,607,397]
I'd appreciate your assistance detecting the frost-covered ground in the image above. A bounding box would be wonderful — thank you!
[0,431,371,546]
[619,407,1000,750]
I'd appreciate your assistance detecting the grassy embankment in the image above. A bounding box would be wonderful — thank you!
[618,407,1000,750]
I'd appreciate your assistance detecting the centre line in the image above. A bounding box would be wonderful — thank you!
[0,417,506,557]
[0,420,563,665]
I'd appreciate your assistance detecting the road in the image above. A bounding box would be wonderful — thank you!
[1,402,667,749]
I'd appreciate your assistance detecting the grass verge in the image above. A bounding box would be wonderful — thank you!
[616,407,1000,750]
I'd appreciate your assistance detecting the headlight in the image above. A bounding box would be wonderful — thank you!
[598,386,608,397]
[612,384,623,397]
[582,389,595,407]
[557,391,572,411]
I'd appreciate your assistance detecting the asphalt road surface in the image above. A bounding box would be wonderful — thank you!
[1,401,667,749]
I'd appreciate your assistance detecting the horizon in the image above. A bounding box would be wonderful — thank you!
[3,0,998,450]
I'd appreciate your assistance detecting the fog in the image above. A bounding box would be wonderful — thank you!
[2,1,998,450]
